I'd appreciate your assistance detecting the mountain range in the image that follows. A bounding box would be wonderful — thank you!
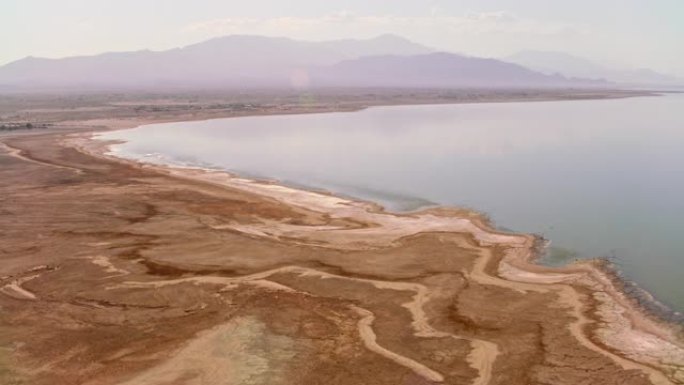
[505,51,682,86]
[0,35,608,91]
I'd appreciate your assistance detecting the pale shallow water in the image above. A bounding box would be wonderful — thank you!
[100,94,684,317]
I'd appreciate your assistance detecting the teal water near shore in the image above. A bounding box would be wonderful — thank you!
[100,94,684,318]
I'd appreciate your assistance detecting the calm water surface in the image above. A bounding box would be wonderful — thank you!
[101,94,684,316]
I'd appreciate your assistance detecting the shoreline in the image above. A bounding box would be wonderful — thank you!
[2,91,683,384]
[91,105,684,328]
[2,87,659,138]
[81,110,684,329]
[67,121,684,382]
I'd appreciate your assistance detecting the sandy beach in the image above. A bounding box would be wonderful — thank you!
[1,91,683,385]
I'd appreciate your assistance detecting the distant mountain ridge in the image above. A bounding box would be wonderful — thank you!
[0,35,606,91]
[311,52,601,88]
[505,50,682,86]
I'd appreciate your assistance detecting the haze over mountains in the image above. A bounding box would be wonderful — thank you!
[506,51,683,87]
[311,53,590,88]
[0,34,617,91]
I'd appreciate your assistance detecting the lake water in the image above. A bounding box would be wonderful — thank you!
[100,94,684,318]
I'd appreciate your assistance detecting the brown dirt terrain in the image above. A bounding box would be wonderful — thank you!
[0,91,682,385]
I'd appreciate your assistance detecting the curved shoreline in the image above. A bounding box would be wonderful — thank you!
[4,90,684,385]
[83,130,684,328]
[87,127,684,330]
[62,128,684,383]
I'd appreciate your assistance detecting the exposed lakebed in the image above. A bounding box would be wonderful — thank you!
[100,93,684,316]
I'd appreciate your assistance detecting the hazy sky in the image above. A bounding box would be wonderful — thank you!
[2,0,683,76]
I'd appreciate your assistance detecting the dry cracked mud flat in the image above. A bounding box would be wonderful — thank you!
[0,132,683,385]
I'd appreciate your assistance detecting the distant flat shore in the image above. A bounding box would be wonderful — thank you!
[0,88,657,133]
